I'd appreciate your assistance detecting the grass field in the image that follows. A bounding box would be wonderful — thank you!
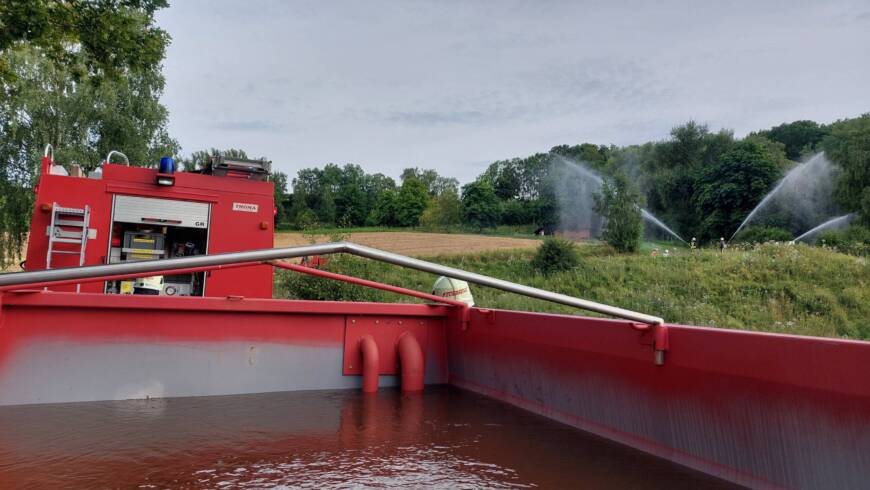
[6,229,866,340]
[276,243,870,340]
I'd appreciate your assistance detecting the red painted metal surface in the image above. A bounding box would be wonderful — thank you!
[0,261,262,292]
[359,335,380,393]
[342,316,434,376]
[448,308,870,489]
[0,290,450,317]
[0,291,448,372]
[0,291,453,405]
[25,163,274,297]
[397,332,425,392]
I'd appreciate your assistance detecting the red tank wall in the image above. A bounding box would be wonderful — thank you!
[26,164,274,297]
[448,309,870,489]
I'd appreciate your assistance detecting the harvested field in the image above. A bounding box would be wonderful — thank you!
[273,231,540,257]
[1,231,539,273]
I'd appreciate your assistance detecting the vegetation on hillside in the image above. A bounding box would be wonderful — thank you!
[276,243,870,340]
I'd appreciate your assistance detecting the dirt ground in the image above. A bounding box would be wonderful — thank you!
[273,231,540,257]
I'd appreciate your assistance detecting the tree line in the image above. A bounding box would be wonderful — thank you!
[276,116,870,246]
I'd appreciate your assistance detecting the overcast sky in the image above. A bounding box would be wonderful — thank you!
[156,1,870,183]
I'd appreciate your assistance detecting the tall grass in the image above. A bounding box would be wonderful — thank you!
[275,243,869,340]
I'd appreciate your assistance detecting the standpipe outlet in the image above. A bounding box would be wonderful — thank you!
[397,332,424,392]
[359,335,380,393]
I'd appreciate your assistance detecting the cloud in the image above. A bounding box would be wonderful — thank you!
[385,110,488,126]
[206,120,282,132]
[157,0,870,183]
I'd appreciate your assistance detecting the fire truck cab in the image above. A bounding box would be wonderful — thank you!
[25,152,275,298]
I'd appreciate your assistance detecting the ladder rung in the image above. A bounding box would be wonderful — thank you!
[53,206,86,215]
[47,203,89,275]
[55,219,86,227]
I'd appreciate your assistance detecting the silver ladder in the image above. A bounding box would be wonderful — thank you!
[46,203,91,292]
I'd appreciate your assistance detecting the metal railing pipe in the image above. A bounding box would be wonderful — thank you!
[342,243,663,325]
[105,150,130,166]
[270,260,469,308]
[0,242,664,325]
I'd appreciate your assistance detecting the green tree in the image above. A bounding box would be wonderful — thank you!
[270,171,289,225]
[822,114,870,225]
[593,174,643,253]
[361,172,397,220]
[645,122,735,237]
[550,143,609,171]
[0,0,170,81]
[0,1,174,266]
[493,163,522,200]
[694,140,781,240]
[461,181,501,230]
[480,154,551,201]
[401,167,458,196]
[334,164,368,226]
[420,189,462,230]
[180,148,251,171]
[367,190,399,226]
[395,178,429,226]
[500,199,530,225]
[287,163,397,227]
[757,120,829,160]
[292,166,337,225]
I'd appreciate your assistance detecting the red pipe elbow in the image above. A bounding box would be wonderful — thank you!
[397,332,424,392]
[359,335,380,393]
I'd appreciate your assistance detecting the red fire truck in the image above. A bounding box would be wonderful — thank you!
[24,148,275,298]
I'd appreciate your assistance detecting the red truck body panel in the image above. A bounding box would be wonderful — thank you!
[25,164,274,297]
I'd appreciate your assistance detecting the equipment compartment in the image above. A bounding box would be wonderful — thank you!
[112,195,209,229]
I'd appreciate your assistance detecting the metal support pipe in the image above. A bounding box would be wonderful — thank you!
[270,260,469,308]
[0,242,664,325]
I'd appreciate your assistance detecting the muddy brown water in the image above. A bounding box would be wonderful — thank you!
[0,386,738,489]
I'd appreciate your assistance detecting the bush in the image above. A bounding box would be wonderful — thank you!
[735,226,793,244]
[818,225,870,256]
[277,256,388,302]
[532,237,579,274]
[419,190,462,230]
[293,209,318,230]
